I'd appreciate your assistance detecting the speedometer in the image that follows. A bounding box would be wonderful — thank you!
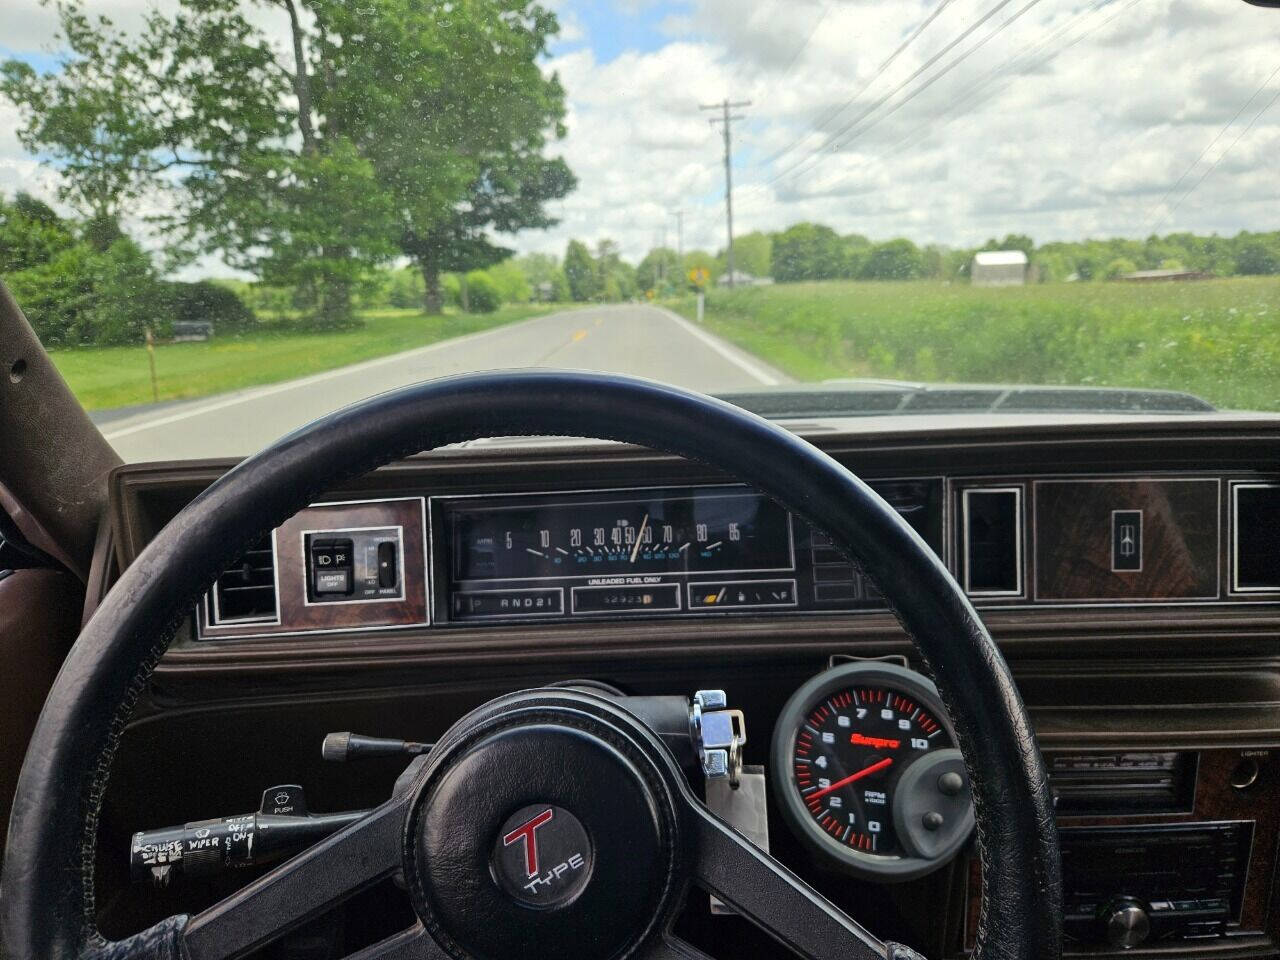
[771,662,975,881]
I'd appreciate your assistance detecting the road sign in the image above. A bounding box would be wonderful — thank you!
[688,267,710,288]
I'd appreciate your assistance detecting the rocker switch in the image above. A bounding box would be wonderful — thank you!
[311,537,354,596]
[377,540,398,589]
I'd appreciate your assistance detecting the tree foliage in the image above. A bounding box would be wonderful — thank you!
[0,192,76,273]
[462,271,502,313]
[163,280,255,331]
[1,0,575,326]
[859,238,923,281]
[564,239,597,301]
[721,231,772,278]
[636,247,680,293]
[7,233,165,346]
[772,222,848,282]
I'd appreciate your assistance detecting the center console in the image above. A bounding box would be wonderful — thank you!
[966,747,1280,954]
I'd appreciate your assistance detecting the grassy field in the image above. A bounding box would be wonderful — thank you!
[50,304,564,411]
[668,278,1280,411]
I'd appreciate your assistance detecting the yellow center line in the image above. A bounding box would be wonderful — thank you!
[572,329,588,342]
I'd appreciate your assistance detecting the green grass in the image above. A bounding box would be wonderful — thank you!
[668,278,1280,411]
[50,303,565,410]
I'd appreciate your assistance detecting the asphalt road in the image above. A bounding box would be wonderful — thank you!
[99,304,789,461]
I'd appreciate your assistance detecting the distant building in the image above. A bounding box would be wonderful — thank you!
[971,250,1028,287]
[1116,269,1211,283]
[715,270,774,288]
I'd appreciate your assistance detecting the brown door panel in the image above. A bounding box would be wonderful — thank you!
[0,568,84,858]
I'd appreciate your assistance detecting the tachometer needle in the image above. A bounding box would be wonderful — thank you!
[849,733,901,750]
[804,757,894,801]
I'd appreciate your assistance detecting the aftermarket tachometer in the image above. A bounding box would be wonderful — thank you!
[771,661,975,881]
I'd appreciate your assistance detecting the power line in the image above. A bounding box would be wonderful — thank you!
[701,99,752,287]
[760,0,1026,192]
[752,0,959,173]
[1154,80,1280,230]
[834,0,1046,153]
[755,1,832,109]
[873,0,1130,167]
[1146,60,1280,232]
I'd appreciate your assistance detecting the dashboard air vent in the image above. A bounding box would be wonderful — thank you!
[210,535,278,625]
[961,487,1022,596]
[1234,483,1280,592]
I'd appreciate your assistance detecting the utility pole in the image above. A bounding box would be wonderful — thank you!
[701,98,750,288]
[672,209,684,265]
[660,224,668,289]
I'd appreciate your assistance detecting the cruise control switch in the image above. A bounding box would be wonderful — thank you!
[129,785,367,887]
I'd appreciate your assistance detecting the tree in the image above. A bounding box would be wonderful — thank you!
[515,252,567,301]
[1235,239,1280,275]
[564,240,598,301]
[2,0,575,325]
[593,238,633,300]
[771,222,847,282]
[982,234,1035,258]
[516,253,561,287]
[486,260,532,304]
[636,247,680,293]
[1104,257,1137,280]
[162,280,255,331]
[318,0,575,313]
[385,268,425,308]
[2,0,397,328]
[7,234,165,345]
[682,250,721,287]
[0,7,165,224]
[920,244,946,280]
[723,231,772,278]
[842,233,872,278]
[463,271,502,313]
[860,238,923,280]
[0,192,76,274]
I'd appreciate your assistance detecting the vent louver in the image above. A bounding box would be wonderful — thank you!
[961,487,1023,596]
[210,535,278,624]
[1234,483,1280,592]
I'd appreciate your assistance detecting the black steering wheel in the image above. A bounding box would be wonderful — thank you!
[0,372,1061,960]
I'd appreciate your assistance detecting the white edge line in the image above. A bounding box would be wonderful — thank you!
[655,306,783,386]
[102,309,581,440]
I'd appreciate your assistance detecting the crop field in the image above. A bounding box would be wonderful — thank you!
[669,278,1280,411]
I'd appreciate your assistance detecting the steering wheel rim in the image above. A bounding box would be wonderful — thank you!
[0,371,1061,960]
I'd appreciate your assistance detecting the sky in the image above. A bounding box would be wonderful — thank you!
[2,0,1280,273]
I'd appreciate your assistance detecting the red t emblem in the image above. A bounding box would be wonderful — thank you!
[502,808,554,877]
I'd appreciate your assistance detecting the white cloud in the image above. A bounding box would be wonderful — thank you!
[4,0,1280,271]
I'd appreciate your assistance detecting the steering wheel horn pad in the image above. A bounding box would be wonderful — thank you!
[406,693,681,959]
[0,371,1061,960]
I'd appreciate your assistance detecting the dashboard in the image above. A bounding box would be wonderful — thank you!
[184,469,1275,641]
[87,415,1280,960]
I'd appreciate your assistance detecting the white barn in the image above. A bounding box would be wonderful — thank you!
[971,250,1028,287]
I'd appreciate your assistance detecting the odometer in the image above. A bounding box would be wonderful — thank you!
[772,662,974,881]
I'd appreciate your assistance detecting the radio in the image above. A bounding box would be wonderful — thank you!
[1060,821,1253,949]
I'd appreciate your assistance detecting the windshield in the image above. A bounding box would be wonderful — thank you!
[1,0,1277,460]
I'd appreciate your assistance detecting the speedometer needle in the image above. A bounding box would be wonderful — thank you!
[805,757,894,801]
[629,513,649,563]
